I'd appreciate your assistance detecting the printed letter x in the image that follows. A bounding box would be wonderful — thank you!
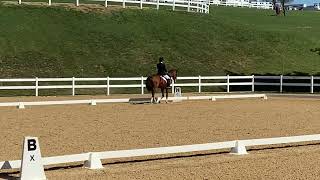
[30,155,35,162]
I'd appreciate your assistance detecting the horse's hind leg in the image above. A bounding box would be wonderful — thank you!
[161,88,164,99]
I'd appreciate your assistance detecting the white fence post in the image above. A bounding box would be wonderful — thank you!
[157,0,159,10]
[252,75,254,92]
[35,77,39,97]
[198,75,201,93]
[197,2,199,12]
[280,75,283,93]
[140,0,143,9]
[187,0,190,12]
[107,76,110,96]
[123,0,125,8]
[76,0,79,6]
[227,75,230,93]
[72,77,75,96]
[19,0,21,4]
[311,76,314,94]
[141,76,144,95]
[48,0,51,6]
[171,80,175,94]
[173,0,175,10]
[105,0,108,7]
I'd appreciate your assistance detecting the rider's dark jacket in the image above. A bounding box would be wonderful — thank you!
[157,62,167,75]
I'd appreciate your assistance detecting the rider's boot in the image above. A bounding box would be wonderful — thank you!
[167,79,171,88]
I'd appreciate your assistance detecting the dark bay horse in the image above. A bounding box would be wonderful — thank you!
[146,69,177,103]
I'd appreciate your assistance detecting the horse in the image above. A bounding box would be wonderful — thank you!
[146,69,178,103]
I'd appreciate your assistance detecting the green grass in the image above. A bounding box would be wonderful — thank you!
[0,3,320,79]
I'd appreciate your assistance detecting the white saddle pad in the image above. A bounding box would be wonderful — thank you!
[160,76,167,83]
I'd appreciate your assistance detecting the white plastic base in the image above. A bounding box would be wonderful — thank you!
[90,100,97,106]
[230,141,248,155]
[18,102,25,109]
[84,153,104,169]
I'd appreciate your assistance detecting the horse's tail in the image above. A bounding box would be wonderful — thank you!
[146,76,153,92]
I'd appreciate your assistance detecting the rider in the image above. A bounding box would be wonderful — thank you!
[157,57,171,87]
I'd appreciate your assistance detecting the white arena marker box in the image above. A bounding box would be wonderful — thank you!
[20,137,46,180]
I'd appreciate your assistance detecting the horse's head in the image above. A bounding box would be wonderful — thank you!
[168,69,178,82]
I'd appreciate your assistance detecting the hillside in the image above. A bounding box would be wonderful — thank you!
[0,3,320,78]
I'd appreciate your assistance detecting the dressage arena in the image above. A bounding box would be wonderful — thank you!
[1,94,320,179]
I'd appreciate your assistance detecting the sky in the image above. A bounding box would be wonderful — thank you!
[290,0,319,5]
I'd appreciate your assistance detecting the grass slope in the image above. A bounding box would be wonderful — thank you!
[0,3,320,78]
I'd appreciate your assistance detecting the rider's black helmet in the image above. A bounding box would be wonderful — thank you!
[159,57,164,63]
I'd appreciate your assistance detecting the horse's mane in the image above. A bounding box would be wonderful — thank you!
[168,69,177,73]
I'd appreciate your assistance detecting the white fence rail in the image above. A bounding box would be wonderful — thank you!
[254,75,319,93]
[0,94,267,109]
[0,75,319,97]
[210,0,273,9]
[16,0,209,13]
[0,75,254,96]
[1,134,320,170]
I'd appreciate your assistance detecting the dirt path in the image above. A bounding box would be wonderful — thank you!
[1,97,320,179]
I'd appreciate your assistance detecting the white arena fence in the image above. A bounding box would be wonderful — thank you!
[0,75,319,97]
[1,134,320,173]
[16,0,210,13]
[210,0,273,9]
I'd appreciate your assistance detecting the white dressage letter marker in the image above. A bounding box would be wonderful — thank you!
[174,87,181,97]
[20,137,46,180]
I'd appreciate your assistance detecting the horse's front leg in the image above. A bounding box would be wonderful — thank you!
[165,88,168,103]
[152,89,155,103]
